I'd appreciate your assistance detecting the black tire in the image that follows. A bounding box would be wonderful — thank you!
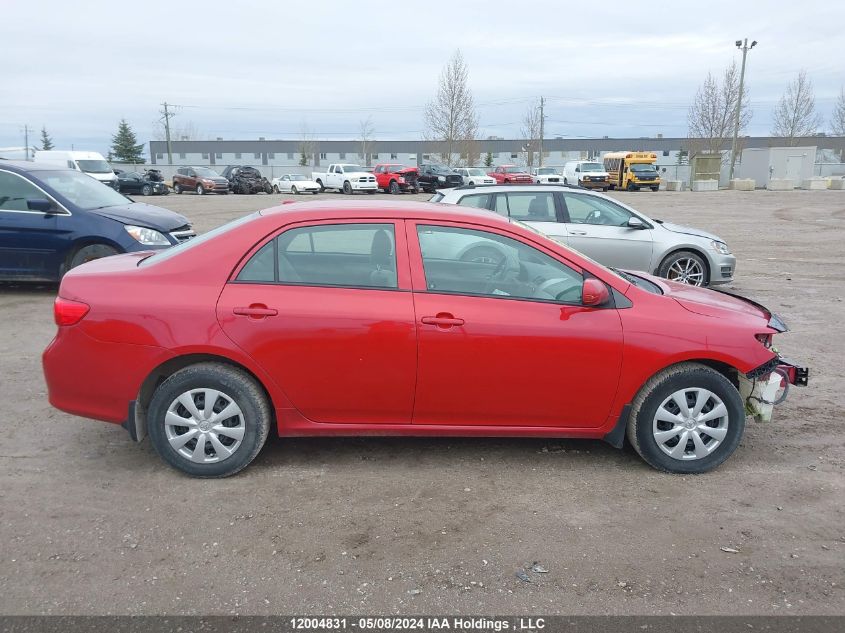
[564,178,568,184]
[141,184,152,196]
[389,180,400,195]
[291,185,298,195]
[603,187,609,192]
[626,362,745,474]
[147,362,271,478]
[316,179,325,192]
[627,182,637,191]
[196,184,205,195]
[273,185,280,193]
[367,190,376,195]
[343,181,353,195]
[239,182,251,195]
[174,183,182,194]
[651,186,659,192]
[68,243,119,270]
[657,250,709,287]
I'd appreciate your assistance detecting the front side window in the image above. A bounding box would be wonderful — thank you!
[0,171,55,211]
[237,223,398,290]
[562,193,633,226]
[503,193,556,221]
[416,225,583,304]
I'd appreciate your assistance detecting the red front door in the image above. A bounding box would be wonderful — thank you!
[408,221,624,428]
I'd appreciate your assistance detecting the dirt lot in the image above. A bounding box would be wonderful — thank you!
[1,189,843,616]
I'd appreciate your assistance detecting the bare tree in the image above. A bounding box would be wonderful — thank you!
[424,49,479,167]
[831,87,845,136]
[359,117,375,166]
[686,61,751,159]
[772,70,822,145]
[520,100,542,168]
[298,122,317,167]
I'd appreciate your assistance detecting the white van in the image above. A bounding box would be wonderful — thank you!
[33,151,119,190]
[563,160,610,191]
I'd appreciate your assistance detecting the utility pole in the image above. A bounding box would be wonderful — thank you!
[23,124,31,160]
[538,97,545,168]
[160,102,175,164]
[728,38,757,180]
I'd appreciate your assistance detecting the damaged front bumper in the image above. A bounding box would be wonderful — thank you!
[739,357,809,422]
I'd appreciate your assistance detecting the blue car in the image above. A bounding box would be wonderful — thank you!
[0,161,195,282]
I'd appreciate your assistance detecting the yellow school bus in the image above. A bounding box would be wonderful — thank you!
[603,151,660,191]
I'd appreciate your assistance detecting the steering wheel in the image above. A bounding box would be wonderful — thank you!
[483,253,519,293]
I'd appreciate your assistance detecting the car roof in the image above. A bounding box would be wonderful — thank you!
[0,160,68,173]
[439,183,590,195]
[259,199,511,226]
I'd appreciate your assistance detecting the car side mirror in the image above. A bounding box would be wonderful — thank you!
[627,217,646,229]
[27,198,54,213]
[582,278,609,307]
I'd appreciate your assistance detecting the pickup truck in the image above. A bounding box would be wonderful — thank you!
[312,164,378,195]
[489,165,533,184]
[372,163,419,194]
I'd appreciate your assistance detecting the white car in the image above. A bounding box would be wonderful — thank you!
[531,167,563,184]
[563,160,611,191]
[455,167,496,186]
[272,174,321,194]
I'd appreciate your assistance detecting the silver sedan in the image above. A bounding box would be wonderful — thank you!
[433,185,735,286]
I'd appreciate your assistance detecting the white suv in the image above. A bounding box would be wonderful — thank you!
[432,185,736,287]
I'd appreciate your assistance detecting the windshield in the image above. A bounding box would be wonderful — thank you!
[339,165,366,172]
[289,175,307,181]
[581,163,603,172]
[466,168,487,176]
[537,168,558,175]
[38,170,130,210]
[428,165,452,174]
[76,159,113,174]
[503,167,524,173]
[630,163,656,172]
[386,165,407,173]
[195,168,220,178]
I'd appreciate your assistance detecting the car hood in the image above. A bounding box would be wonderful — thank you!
[658,221,721,242]
[89,202,189,231]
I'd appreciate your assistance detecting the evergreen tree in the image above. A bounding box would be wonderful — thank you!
[110,119,145,163]
[40,126,55,151]
[484,151,493,167]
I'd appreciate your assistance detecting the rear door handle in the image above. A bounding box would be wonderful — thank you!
[233,304,278,318]
[421,313,465,328]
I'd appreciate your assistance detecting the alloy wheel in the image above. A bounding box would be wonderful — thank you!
[667,258,705,286]
[164,388,245,464]
[652,388,729,460]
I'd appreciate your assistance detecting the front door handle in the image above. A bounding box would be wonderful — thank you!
[569,230,588,236]
[421,313,465,328]
[233,304,278,318]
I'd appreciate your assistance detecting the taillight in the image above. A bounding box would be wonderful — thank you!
[54,297,90,326]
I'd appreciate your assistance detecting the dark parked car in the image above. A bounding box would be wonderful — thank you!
[416,164,463,193]
[117,170,169,196]
[221,165,273,194]
[0,161,194,282]
[172,167,230,195]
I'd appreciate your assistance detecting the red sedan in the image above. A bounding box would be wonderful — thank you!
[43,201,807,477]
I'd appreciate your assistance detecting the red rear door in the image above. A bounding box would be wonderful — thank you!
[407,221,624,428]
[217,219,417,424]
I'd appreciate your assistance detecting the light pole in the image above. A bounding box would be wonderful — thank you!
[728,38,757,181]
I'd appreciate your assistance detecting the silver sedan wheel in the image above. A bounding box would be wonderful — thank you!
[667,258,705,286]
[164,388,245,464]
[652,388,729,460]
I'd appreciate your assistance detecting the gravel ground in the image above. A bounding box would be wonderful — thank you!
[0,189,843,615]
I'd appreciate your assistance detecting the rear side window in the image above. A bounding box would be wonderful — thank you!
[505,192,556,221]
[236,223,398,289]
[456,193,491,210]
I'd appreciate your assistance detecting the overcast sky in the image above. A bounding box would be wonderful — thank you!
[2,0,844,157]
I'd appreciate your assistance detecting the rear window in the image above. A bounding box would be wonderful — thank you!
[139,213,257,266]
